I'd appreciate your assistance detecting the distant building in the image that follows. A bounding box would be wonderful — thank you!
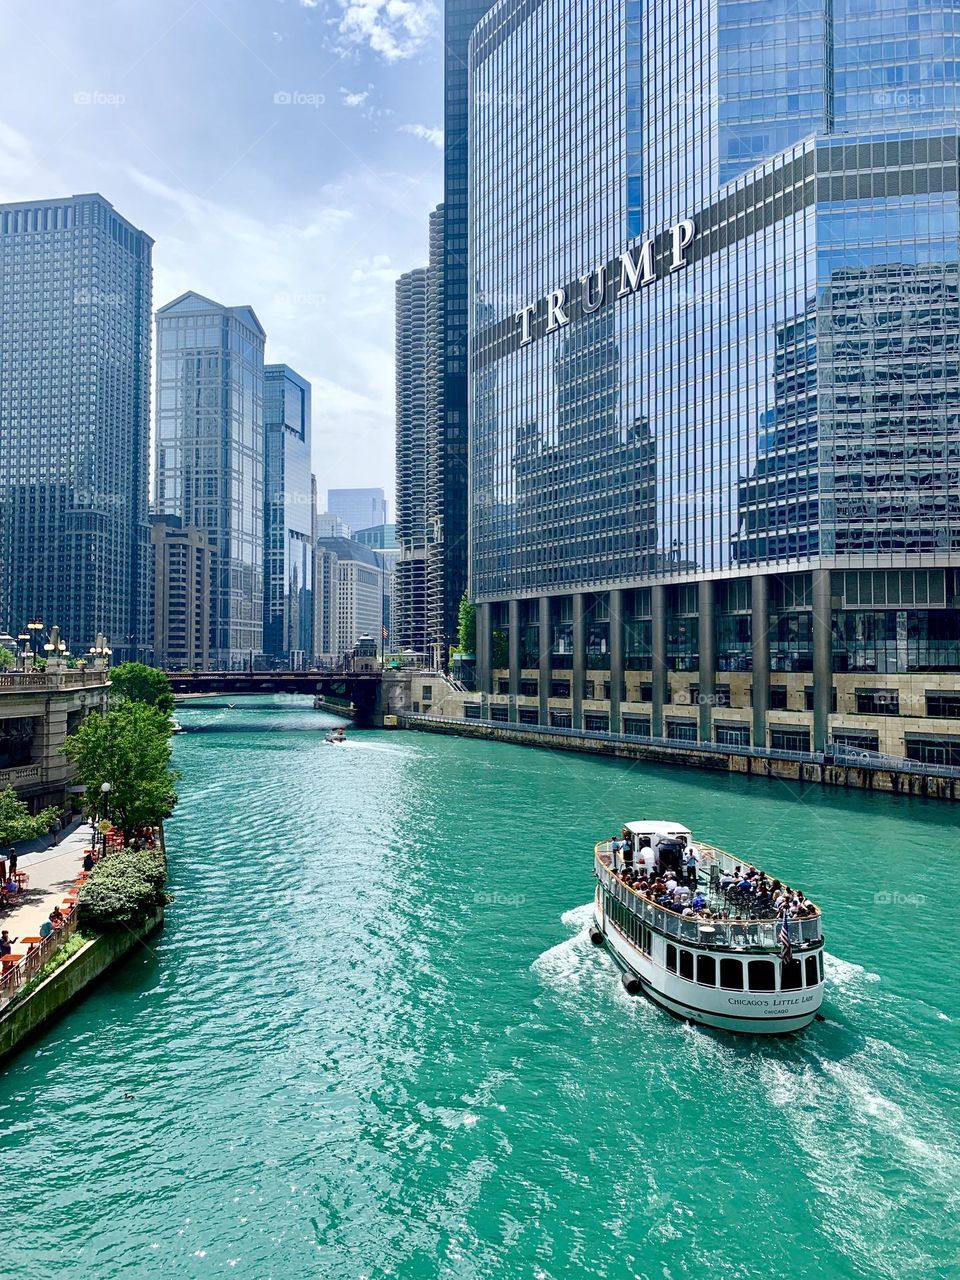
[154,291,266,669]
[314,512,351,539]
[0,193,153,660]
[263,364,313,667]
[327,488,387,536]
[150,515,213,670]
[316,536,384,662]
[353,523,398,550]
[395,266,431,659]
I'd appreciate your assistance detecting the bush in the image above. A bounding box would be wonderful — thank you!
[78,847,168,931]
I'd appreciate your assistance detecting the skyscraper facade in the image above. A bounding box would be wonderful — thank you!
[327,488,387,536]
[467,0,960,764]
[263,364,313,667]
[395,267,430,655]
[0,193,152,659]
[154,292,265,669]
[439,3,499,660]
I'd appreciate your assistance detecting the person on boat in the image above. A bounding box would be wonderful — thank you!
[691,891,707,912]
[683,844,699,887]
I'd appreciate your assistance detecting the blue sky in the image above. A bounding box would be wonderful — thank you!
[0,0,446,507]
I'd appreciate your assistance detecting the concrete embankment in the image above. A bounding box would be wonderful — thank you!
[0,911,164,1066]
[400,716,960,801]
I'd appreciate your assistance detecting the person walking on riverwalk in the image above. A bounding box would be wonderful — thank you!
[0,930,16,957]
[7,848,17,876]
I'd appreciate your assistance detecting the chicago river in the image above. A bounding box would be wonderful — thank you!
[1,697,956,1279]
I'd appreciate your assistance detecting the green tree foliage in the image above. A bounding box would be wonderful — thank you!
[457,592,477,655]
[491,628,509,669]
[78,847,167,930]
[62,702,179,841]
[0,647,14,671]
[109,662,175,716]
[0,788,58,847]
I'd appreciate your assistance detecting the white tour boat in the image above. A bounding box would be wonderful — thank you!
[592,821,825,1035]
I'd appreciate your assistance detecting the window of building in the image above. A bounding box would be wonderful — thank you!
[748,960,776,992]
[679,950,694,981]
[804,686,837,712]
[583,680,595,700]
[905,734,960,767]
[518,707,539,725]
[520,678,538,697]
[666,719,697,742]
[720,958,743,990]
[855,689,899,715]
[623,715,651,737]
[832,730,880,752]
[497,678,510,695]
[715,722,750,747]
[421,685,432,700]
[550,710,572,729]
[490,704,508,722]
[769,685,788,709]
[771,727,811,753]
[464,704,482,720]
[639,683,653,702]
[926,692,960,718]
[696,955,716,986]
[550,679,571,699]
[666,944,677,973]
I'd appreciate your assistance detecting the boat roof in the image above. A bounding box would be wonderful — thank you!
[623,820,692,838]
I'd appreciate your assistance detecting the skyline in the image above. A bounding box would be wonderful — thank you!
[0,0,446,504]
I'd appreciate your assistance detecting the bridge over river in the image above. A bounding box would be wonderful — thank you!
[167,670,384,724]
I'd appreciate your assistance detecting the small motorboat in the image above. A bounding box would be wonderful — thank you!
[324,729,347,745]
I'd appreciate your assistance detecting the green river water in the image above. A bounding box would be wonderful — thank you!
[2,695,958,1280]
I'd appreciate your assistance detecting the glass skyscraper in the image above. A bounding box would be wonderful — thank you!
[395,266,431,655]
[327,489,387,536]
[154,292,265,669]
[264,364,314,667]
[0,193,152,659]
[467,0,960,764]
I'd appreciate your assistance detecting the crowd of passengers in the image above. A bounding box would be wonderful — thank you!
[610,831,817,921]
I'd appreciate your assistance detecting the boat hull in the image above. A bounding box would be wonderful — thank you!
[595,896,822,1036]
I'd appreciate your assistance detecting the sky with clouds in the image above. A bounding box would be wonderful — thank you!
[0,0,446,509]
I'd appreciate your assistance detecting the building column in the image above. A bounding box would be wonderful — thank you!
[572,592,586,732]
[651,584,668,738]
[538,595,551,726]
[751,574,770,750]
[812,569,833,754]
[476,601,492,696]
[609,587,623,735]
[698,578,715,743]
[507,598,520,722]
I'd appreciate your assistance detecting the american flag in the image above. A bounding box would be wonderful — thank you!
[779,911,793,965]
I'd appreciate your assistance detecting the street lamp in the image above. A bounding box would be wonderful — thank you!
[99,781,112,857]
[43,624,69,671]
[16,633,30,671]
[27,618,43,658]
[88,633,112,670]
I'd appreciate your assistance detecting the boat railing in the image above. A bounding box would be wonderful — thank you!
[594,844,822,950]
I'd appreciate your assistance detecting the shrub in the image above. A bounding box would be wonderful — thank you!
[78,847,168,931]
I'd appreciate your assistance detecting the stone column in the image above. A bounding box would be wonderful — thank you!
[812,569,833,754]
[507,598,520,722]
[476,602,492,696]
[572,592,586,732]
[538,595,551,726]
[751,574,770,750]
[698,578,715,743]
[608,587,623,735]
[651,584,668,738]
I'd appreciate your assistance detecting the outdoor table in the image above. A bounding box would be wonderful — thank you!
[0,953,25,966]
[20,936,42,945]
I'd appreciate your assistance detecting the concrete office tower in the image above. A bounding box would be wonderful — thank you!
[150,515,213,671]
[264,364,313,668]
[327,488,387,536]
[395,267,430,656]
[154,292,265,669]
[468,0,960,764]
[0,193,153,659]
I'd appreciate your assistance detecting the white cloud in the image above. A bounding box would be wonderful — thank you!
[337,0,439,62]
[340,86,370,108]
[399,122,443,149]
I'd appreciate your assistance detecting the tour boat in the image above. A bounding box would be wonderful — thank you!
[324,729,347,744]
[592,821,825,1035]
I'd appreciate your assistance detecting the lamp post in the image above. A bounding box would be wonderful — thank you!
[27,618,43,660]
[99,781,112,857]
[16,633,30,672]
[43,624,69,672]
[88,633,112,672]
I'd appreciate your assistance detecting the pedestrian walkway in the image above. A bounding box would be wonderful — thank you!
[2,821,93,942]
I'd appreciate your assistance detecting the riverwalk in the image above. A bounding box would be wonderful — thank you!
[2,821,91,943]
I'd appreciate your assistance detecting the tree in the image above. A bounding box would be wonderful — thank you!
[109,662,175,715]
[0,788,58,847]
[457,592,477,655]
[62,701,180,841]
[492,628,509,669]
[79,846,167,930]
[0,647,14,671]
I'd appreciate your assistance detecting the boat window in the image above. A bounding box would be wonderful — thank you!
[642,927,652,956]
[696,955,716,986]
[720,958,743,989]
[679,950,694,981]
[666,944,677,973]
[781,959,803,991]
[818,952,824,981]
[805,955,819,987]
[748,960,776,992]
